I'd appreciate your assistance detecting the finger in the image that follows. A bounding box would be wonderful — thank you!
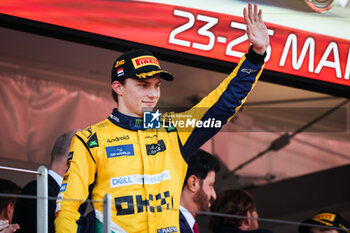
[253,4,259,22]
[7,224,20,233]
[0,220,9,231]
[243,8,251,25]
[11,224,19,230]
[246,26,252,41]
[248,2,254,24]
[258,9,263,22]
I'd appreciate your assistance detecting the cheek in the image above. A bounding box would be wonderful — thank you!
[130,91,144,101]
[204,186,213,197]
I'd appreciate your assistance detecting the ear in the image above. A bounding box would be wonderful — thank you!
[239,211,250,230]
[186,175,200,193]
[112,81,124,96]
[5,202,15,222]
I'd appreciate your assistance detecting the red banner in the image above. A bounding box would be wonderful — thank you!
[1,0,349,86]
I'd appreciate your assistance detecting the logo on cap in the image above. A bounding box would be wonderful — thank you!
[132,56,160,69]
[114,59,125,68]
[314,213,336,223]
[117,68,124,77]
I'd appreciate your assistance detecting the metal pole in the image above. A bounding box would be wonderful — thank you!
[0,165,39,174]
[103,194,112,233]
[37,166,48,233]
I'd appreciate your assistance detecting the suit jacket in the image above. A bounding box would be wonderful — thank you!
[179,210,194,233]
[13,174,60,233]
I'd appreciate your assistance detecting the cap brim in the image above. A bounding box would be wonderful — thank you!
[134,70,174,81]
[158,70,174,81]
[298,219,329,233]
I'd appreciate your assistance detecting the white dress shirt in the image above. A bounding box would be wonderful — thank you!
[180,205,196,233]
[48,169,63,186]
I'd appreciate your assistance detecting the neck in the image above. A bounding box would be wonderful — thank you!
[117,102,143,118]
[180,190,198,218]
[50,159,65,178]
[0,211,5,220]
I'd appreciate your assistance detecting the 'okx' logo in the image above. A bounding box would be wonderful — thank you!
[143,110,161,129]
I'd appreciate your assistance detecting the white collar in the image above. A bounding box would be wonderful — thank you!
[48,169,63,186]
[180,205,196,231]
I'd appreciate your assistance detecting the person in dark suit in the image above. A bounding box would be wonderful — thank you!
[180,149,220,233]
[12,129,78,233]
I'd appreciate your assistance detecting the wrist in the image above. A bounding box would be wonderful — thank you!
[245,45,266,66]
[252,46,267,55]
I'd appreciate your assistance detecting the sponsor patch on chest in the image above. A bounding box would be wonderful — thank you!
[110,170,171,188]
[146,140,166,155]
[106,144,134,158]
[157,226,177,233]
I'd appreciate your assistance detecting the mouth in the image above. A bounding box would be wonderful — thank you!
[142,101,157,106]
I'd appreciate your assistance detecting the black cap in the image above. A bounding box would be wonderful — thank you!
[111,49,174,82]
[299,211,350,233]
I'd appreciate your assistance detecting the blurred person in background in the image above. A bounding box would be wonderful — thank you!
[209,189,274,233]
[0,178,21,233]
[298,210,350,233]
[12,129,78,233]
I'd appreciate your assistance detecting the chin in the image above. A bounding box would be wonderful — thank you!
[142,104,156,110]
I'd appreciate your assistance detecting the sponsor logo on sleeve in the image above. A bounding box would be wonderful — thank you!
[63,174,69,181]
[106,144,134,158]
[59,183,67,192]
[56,193,64,202]
[87,133,99,148]
[241,68,258,74]
[81,127,93,138]
[55,203,61,213]
[67,152,73,162]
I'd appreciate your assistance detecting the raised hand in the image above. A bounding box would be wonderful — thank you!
[243,2,270,55]
[0,220,19,233]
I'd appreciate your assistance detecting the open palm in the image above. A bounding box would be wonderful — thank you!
[243,3,270,54]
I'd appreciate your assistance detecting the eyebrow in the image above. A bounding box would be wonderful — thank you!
[137,80,161,85]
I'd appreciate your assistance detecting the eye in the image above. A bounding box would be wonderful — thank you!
[138,83,147,87]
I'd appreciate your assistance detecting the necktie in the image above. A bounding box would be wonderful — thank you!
[193,221,200,233]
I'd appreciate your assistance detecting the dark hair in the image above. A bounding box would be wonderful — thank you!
[50,129,79,165]
[0,179,21,211]
[209,189,256,230]
[111,79,126,104]
[183,149,220,189]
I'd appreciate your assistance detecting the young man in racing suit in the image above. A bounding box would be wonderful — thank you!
[55,3,270,233]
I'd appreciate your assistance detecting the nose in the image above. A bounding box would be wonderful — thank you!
[212,189,217,201]
[148,86,160,99]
